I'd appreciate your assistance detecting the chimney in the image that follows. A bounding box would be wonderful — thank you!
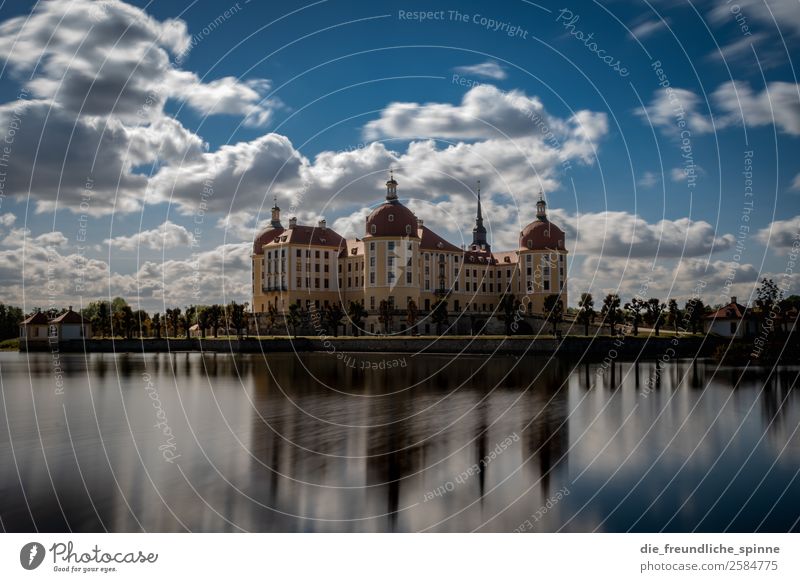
[289,217,297,229]
[417,218,424,229]
[68,306,72,312]
[731,296,737,305]
[318,219,327,230]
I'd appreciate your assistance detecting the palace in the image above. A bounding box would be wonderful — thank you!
[251,174,567,334]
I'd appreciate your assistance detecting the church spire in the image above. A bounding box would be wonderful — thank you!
[472,180,489,251]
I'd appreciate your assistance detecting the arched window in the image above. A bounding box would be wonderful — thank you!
[405,224,412,234]
[388,214,394,222]
[370,224,377,234]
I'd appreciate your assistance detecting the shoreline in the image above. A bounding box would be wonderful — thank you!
[17,335,720,358]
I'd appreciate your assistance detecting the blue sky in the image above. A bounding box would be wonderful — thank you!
[0,0,798,310]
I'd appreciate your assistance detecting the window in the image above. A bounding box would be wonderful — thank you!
[324,279,329,289]
[370,256,376,267]
[407,242,412,251]
[315,264,320,272]
[315,278,320,288]
[406,224,412,234]
[454,300,460,311]
[370,272,375,285]
[388,241,395,251]
[325,251,329,259]
[296,249,301,257]
[424,253,429,261]
[370,242,375,251]
[466,282,471,291]
[406,272,412,284]
[324,265,329,273]
[388,256,394,267]
[527,240,533,249]
[348,263,352,272]
[425,280,430,290]
[371,224,377,234]
[507,269,511,278]
[388,272,395,283]
[388,214,394,222]
[306,250,310,257]
[348,277,352,287]
[337,264,341,272]
[424,299,430,310]
[296,277,301,288]
[544,280,550,291]
[454,282,459,291]
[370,296,375,310]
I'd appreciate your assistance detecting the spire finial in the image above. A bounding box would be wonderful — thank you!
[386,168,398,201]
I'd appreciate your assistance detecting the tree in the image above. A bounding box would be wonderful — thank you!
[498,293,520,335]
[601,293,622,335]
[756,278,781,328]
[406,300,418,334]
[96,301,110,337]
[0,303,24,340]
[431,299,449,335]
[166,307,182,338]
[133,309,150,338]
[325,303,345,337]
[184,305,196,339]
[226,301,247,338]
[152,312,162,339]
[378,300,393,334]
[207,304,222,338]
[265,304,279,335]
[624,297,647,336]
[667,299,680,333]
[543,294,564,336]
[287,303,302,337]
[348,301,367,337]
[684,298,706,334]
[646,298,666,336]
[577,293,595,336]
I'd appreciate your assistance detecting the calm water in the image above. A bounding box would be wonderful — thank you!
[0,351,798,532]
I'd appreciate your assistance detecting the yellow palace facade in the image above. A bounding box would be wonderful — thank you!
[251,175,567,334]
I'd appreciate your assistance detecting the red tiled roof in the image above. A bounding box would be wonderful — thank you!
[50,310,89,324]
[418,225,461,252]
[704,302,749,320]
[20,312,48,325]
[263,225,345,249]
[252,226,285,254]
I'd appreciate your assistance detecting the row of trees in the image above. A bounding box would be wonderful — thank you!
[81,298,249,339]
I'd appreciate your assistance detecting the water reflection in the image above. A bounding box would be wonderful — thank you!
[0,352,798,532]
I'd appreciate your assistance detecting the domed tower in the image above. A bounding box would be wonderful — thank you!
[362,171,420,317]
[518,192,567,314]
[251,196,286,313]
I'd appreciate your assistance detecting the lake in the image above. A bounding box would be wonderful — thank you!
[1,351,798,532]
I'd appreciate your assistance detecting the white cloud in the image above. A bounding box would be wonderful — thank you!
[670,165,705,182]
[453,60,508,80]
[629,17,670,39]
[792,174,800,191]
[713,80,800,136]
[557,211,735,258]
[756,216,800,254]
[0,213,15,227]
[105,220,194,251]
[637,88,714,135]
[638,171,660,188]
[0,0,278,215]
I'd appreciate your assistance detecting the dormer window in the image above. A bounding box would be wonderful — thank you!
[370,224,377,235]
[405,224,412,234]
[527,240,533,249]
[388,214,394,222]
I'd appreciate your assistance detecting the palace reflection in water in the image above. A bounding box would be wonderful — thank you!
[0,352,798,532]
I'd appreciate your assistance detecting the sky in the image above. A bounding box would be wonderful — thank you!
[0,0,798,311]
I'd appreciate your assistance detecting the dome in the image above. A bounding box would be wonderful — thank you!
[252,226,284,254]
[365,201,418,238]
[519,219,564,250]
